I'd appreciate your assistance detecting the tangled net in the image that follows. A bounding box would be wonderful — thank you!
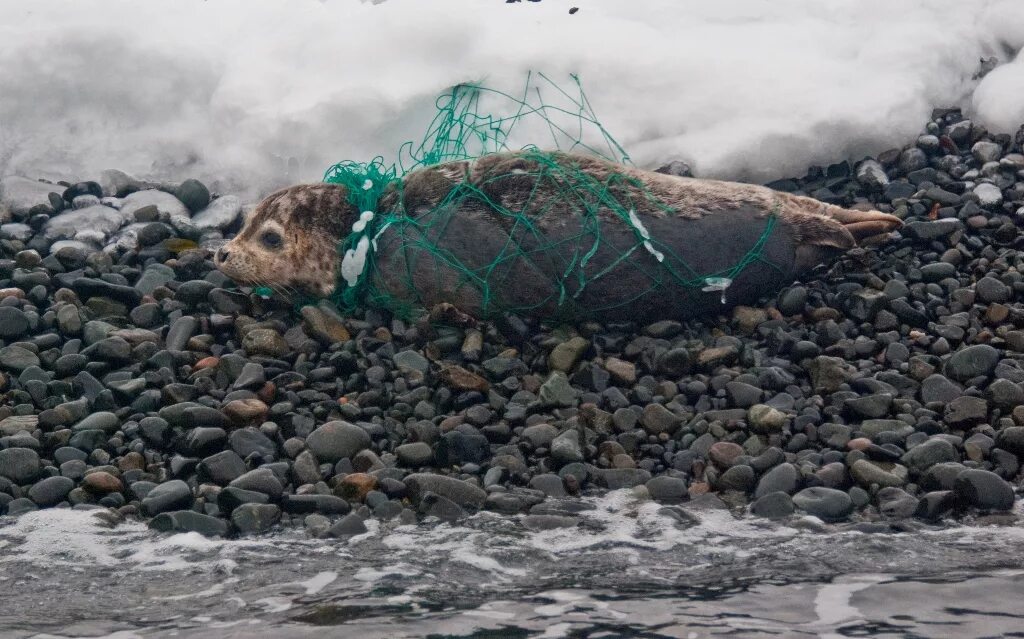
[321,72,778,319]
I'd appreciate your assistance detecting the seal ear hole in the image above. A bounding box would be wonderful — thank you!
[260,230,284,250]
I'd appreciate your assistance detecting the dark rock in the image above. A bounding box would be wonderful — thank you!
[231,503,281,534]
[754,463,798,498]
[751,491,795,518]
[403,473,486,509]
[150,510,228,537]
[943,345,999,382]
[141,479,192,515]
[305,421,371,463]
[953,469,1015,511]
[792,487,853,521]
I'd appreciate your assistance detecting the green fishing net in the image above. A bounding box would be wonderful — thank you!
[321,72,778,319]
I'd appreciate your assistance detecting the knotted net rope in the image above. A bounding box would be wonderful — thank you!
[317,72,779,318]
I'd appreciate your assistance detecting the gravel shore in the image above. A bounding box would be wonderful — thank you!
[0,108,1022,536]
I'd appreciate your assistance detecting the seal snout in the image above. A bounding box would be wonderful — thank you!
[214,246,230,265]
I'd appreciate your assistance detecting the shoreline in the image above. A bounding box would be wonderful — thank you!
[1,107,1023,537]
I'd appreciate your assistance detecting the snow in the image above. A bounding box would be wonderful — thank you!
[0,0,1023,199]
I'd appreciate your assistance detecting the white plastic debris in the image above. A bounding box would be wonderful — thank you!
[627,209,664,262]
[340,235,371,287]
[352,210,374,233]
[362,179,373,191]
[701,276,733,304]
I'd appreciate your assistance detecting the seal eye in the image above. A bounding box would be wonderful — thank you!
[260,230,283,250]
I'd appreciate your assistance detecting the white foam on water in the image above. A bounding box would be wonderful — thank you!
[1,0,1023,196]
[809,573,889,638]
[295,570,339,595]
[0,509,280,572]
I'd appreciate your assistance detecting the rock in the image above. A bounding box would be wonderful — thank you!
[550,430,584,465]
[242,329,289,358]
[747,404,787,433]
[974,183,1003,208]
[82,471,123,494]
[856,159,889,190]
[921,374,962,404]
[954,469,1014,511]
[944,396,988,428]
[141,480,193,515]
[305,421,371,463]
[876,487,919,519]
[327,513,369,537]
[174,179,210,213]
[641,403,681,435]
[193,195,242,230]
[708,441,744,468]
[0,447,39,483]
[645,476,688,502]
[393,350,429,375]
[28,476,74,507]
[902,438,958,472]
[751,491,795,518]
[656,348,691,376]
[603,357,636,385]
[972,141,1002,164]
[395,442,434,466]
[0,176,61,217]
[902,219,961,241]
[336,473,377,501]
[549,336,589,372]
[539,371,578,407]
[792,487,853,521]
[439,365,489,393]
[229,468,283,499]
[0,345,40,372]
[0,307,29,338]
[976,276,1010,304]
[43,205,128,241]
[850,459,906,488]
[231,503,281,534]
[994,427,1024,456]
[806,356,853,393]
[150,510,228,537]
[403,473,487,509]
[522,423,559,448]
[754,463,798,498]
[301,305,350,343]
[696,345,738,370]
[718,465,755,492]
[944,345,999,382]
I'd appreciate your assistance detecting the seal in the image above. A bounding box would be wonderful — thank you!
[215,151,901,321]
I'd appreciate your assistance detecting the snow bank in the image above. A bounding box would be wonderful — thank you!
[1,0,1022,197]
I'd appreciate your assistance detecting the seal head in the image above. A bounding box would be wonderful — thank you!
[214,183,354,297]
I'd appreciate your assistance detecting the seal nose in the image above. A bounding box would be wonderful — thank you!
[215,247,230,264]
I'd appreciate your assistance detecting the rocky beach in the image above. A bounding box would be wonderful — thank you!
[0,108,1022,540]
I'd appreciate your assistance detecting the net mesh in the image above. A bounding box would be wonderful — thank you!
[320,72,779,319]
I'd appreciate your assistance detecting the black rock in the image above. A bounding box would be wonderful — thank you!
[327,513,368,537]
[231,503,281,534]
[751,491,795,518]
[141,479,193,516]
[305,421,371,463]
[944,345,999,382]
[0,447,40,483]
[953,469,1015,511]
[754,462,798,498]
[27,475,74,507]
[792,487,853,521]
[150,510,228,537]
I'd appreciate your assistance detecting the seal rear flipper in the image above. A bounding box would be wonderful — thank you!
[822,207,903,242]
